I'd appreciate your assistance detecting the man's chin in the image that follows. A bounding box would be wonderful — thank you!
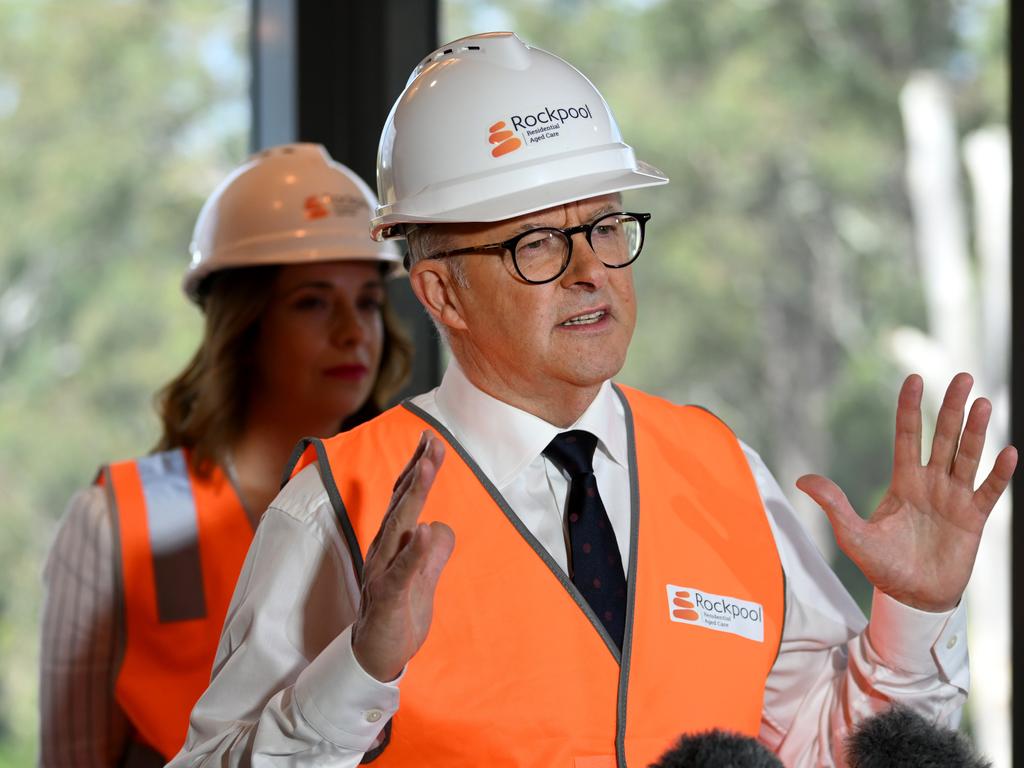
[559,357,627,389]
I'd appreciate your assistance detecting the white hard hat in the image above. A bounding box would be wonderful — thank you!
[372,32,668,241]
[184,143,401,302]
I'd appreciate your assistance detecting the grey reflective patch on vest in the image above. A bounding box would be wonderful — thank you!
[136,451,206,623]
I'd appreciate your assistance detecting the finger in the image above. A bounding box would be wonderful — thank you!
[384,520,454,593]
[973,445,1018,516]
[365,432,431,574]
[419,521,456,585]
[928,372,973,471]
[950,397,991,487]
[375,435,446,568]
[391,430,430,495]
[796,474,864,542]
[893,374,923,470]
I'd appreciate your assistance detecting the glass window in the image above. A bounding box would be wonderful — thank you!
[0,2,249,761]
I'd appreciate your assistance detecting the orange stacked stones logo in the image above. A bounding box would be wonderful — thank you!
[672,589,699,621]
[304,194,329,220]
[488,120,522,158]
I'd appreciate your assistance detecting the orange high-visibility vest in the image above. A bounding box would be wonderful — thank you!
[97,449,253,760]
[295,385,784,767]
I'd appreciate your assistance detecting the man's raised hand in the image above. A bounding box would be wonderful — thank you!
[351,431,455,682]
[796,373,1017,613]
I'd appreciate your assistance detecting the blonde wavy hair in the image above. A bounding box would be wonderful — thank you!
[154,265,412,476]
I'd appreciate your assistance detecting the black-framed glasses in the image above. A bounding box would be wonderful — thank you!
[425,211,652,284]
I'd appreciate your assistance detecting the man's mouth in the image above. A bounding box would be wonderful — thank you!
[559,309,607,327]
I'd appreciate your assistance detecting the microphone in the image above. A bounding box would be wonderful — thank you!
[649,729,783,767]
[846,705,992,768]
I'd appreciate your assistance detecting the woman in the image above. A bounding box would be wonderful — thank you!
[39,144,411,767]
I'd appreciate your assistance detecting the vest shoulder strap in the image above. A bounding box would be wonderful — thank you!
[102,449,207,622]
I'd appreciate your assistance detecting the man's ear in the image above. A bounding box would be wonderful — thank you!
[409,260,469,332]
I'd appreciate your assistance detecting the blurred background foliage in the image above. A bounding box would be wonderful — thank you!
[0,2,248,764]
[0,0,1007,764]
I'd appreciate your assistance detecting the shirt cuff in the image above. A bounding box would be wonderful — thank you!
[867,588,968,683]
[293,624,402,751]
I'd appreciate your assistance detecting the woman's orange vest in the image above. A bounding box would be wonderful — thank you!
[97,449,253,760]
[297,385,785,767]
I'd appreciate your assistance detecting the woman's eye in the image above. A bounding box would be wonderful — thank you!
[293,295,328,311]
[358,296,385,311]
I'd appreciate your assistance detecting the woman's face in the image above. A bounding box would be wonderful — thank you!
[252,260,386,436]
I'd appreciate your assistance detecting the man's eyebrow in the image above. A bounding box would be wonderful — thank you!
[505,205,622,236]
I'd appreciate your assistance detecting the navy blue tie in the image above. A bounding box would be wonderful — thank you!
[543,430,626,650]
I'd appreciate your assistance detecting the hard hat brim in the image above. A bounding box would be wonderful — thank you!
[372,158,668,241]
[183,242,404,302]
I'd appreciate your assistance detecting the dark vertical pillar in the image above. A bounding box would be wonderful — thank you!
[295,1,442,399]
[251,0,442,398]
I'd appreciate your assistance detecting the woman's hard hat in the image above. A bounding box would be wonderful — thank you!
[184,143,400,303]
[372,32,669,241]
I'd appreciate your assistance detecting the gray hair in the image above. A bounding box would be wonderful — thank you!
[406,225,470,288]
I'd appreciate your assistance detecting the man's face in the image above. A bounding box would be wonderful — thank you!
[422,194,638,402]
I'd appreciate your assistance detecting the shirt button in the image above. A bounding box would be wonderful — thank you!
[946,635,958,650]
[365,709,383,723]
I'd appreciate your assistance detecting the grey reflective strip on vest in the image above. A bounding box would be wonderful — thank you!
[284,436,389,763]
[135,451,207,622]
[613,384,639,767]
[401,400,624,663]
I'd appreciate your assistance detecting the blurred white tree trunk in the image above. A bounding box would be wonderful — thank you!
[894,71,1011,767]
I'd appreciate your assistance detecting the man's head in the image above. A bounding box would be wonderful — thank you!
[408,194,643,421]
[375,33,667,421]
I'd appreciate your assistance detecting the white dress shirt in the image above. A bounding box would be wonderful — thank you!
[169,362,969,767]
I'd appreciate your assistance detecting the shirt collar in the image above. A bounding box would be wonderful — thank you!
[433,360,628,490]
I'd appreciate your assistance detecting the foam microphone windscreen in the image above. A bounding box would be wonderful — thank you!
[846,705,992,768]
[649,729,784,768]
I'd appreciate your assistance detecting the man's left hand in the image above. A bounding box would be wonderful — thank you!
[796,372,1017,613]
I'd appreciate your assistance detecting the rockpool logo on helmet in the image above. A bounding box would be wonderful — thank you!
[488,103,595,157]
[487,121,522,158]
[304,193,370,220]
[372,32,669,241]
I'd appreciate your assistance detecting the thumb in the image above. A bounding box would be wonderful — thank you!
[796,474,863,538]
[420,522,456,587]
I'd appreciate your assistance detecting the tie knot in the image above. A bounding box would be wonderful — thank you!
[543,430,598,479]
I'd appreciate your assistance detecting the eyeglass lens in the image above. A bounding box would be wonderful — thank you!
[513,213,643,283]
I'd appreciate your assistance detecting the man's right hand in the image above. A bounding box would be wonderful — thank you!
[351,431,455,683]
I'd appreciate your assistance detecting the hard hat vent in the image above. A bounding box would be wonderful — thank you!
[417,43,483,73]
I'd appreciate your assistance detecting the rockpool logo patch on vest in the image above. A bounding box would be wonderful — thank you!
[666,585,764,643]
[487,102,594,157]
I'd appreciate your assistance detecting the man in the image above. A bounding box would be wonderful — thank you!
[171,33,1017,767]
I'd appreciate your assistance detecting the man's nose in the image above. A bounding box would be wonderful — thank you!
[561,231,605,286]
